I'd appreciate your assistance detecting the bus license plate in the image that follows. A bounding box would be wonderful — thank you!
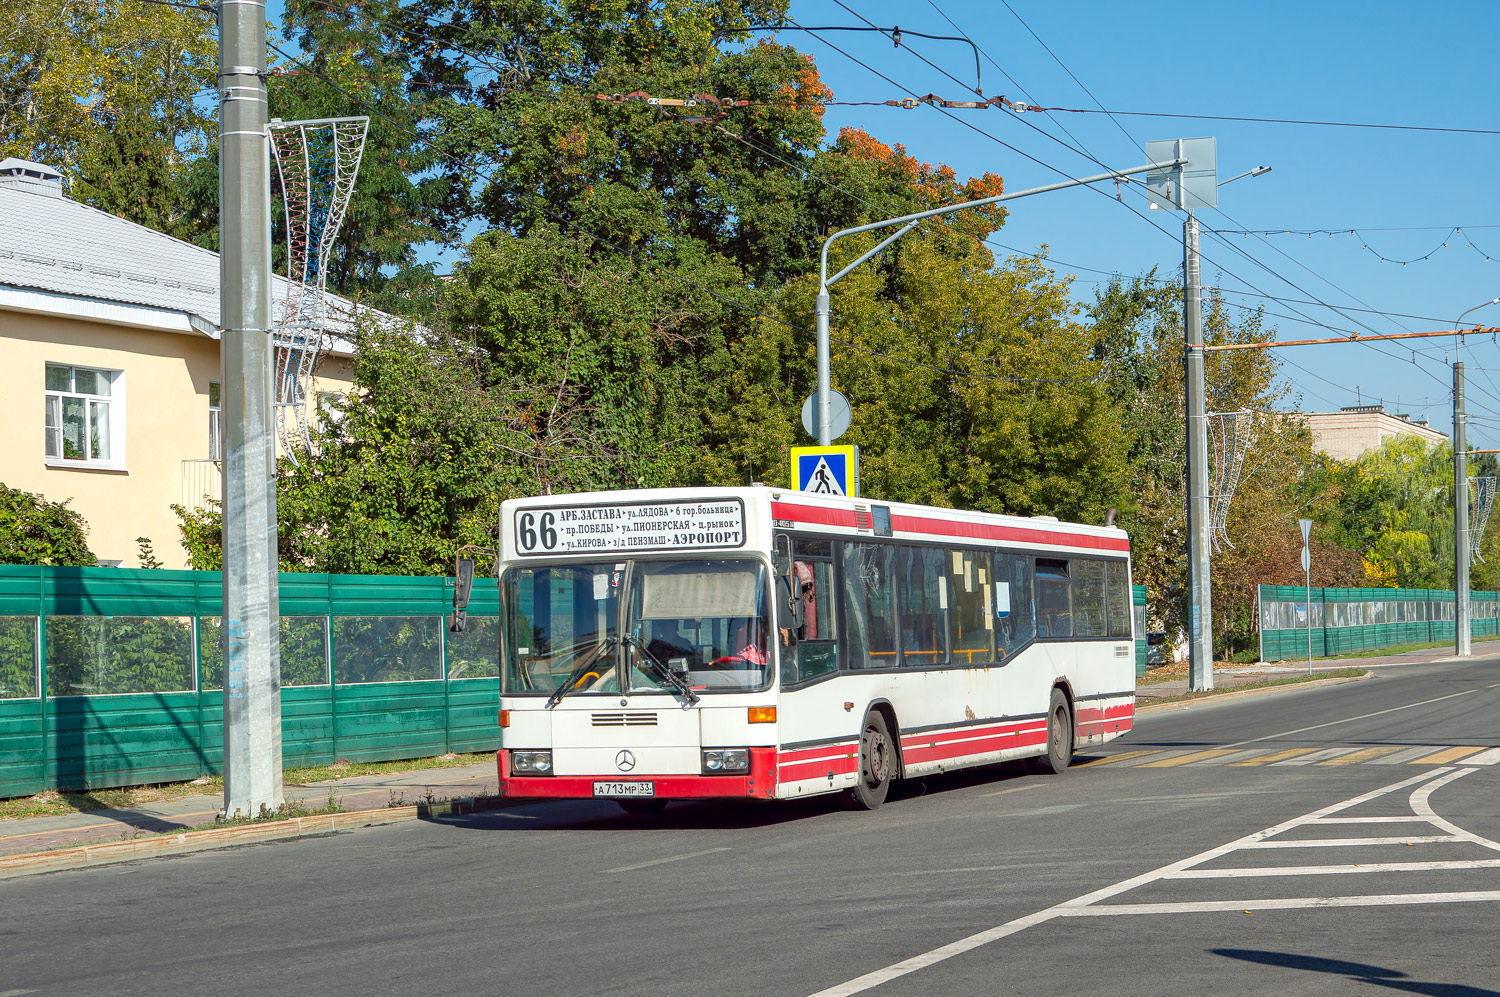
[593,781,654,798]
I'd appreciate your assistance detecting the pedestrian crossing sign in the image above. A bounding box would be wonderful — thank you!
[791,445,859,497]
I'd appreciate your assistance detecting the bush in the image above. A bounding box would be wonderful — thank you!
[0,485,96,566]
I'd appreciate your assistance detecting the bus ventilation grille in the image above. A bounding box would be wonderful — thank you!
[591,712,659,727]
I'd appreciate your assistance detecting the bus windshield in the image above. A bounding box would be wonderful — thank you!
[503,558,772,697]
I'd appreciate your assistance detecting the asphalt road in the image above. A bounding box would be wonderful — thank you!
[4,656,1500,997]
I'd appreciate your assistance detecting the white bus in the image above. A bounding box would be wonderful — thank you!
[492,486,1135,811]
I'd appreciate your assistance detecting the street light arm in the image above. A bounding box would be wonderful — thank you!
[826,220,921,288]
[1457,298,1500,328]
[817,157,1188,290]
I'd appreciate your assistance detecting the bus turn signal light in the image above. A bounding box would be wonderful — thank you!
[748,706,777,724]
[498,709,510,728]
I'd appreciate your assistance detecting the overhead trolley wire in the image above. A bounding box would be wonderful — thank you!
[262,38,1107,386]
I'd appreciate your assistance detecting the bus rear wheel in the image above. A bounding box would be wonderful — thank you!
[841,711,895,810]
[617,799,668,815]
[1030,688,1073,775]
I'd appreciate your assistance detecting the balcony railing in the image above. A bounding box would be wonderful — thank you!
[181,459,222,509]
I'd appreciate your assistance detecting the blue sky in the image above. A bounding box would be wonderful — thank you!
[268,1,1500,442]
[782,1,1500,444]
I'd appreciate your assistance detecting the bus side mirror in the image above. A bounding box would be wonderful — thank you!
[451,556,475,633]
[454,557,475,610]
[773,536,804,631]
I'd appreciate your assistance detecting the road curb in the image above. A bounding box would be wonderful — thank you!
[0,795,511,881]
[1137,669,1375,714]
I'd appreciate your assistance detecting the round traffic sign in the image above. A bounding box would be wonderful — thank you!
[801,390,852,441]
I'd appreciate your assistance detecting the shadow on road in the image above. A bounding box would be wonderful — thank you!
[434,762,1044,832]
[1213,948,1500,995]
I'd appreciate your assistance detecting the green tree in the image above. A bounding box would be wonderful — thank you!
[1,0,215,230]
[0,484,96,566]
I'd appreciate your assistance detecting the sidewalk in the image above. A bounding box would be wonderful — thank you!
[0,758,500,860]
[1136,642,1493,704]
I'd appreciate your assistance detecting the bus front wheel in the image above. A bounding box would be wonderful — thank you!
[841,711,895,810]
[1031,688,1073,775]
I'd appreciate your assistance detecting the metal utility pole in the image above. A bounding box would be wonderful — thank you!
[219,0,282,816]
[813,158,1186,445]
[1300,518,1313,675]
[1184,212,1214,691]
[1455,362,1471,657]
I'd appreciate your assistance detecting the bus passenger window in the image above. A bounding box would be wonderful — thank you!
[898,546,949,668]
[1071,559,1107,638]
[1106,561,1132,639]
[994,553,1035,657]
[788,556,838,682]
[1035,559,1071,639]
[840,543,896,670]
[946,550,995,665]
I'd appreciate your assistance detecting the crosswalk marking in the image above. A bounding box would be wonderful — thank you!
[1074,750,1163,768]
[1080,744,1500,770]
[1410,746,1487,765]
[1370,745,1451,764]
[1136,749,1242,768]
[1318,745,1408,765]
[1227,747,1320,766]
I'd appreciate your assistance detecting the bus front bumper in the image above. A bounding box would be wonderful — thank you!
[498,747,778,800]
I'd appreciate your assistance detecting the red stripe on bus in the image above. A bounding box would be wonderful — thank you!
[890,513,1130,552]
[1074,703,1136,723]
[903,729,1050,765]
[778,742,858,764]
[899,717,1044,749]
[771,502,858,528]
[779,756,860,783]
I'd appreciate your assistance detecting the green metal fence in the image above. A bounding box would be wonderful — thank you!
[1258,584,1500,662]
[1133,584,1148,677]
[0,565,501,799]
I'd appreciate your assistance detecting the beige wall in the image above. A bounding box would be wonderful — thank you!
[1300,411,1448,462]
[1,309,353,568]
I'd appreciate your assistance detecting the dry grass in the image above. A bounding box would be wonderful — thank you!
[1139,667,1370,706]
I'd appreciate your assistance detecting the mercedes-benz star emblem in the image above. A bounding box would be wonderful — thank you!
[615,749,636,772]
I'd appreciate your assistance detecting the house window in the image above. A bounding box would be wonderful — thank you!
[316,391,345,426]
[45,364,120,464]
[209,382,222,460]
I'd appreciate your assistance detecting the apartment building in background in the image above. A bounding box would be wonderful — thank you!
[0,157,371,567]
[1298,403,1449,462]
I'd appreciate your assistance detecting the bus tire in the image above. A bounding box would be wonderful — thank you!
[1031,688,1073,775]
[841,711,895,810]
[617,799,668,814]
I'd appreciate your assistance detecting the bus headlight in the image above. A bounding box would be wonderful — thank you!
[511,750,553,775]
[702,749,750,775]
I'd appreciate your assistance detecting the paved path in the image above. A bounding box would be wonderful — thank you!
[0,760,499,858]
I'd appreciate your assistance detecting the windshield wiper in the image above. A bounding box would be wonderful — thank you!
[547,636,617,709]
[625,634,700,705]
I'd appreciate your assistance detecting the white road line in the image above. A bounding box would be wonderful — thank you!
[1247,835,1461,848]
[1165,858,1500,878]
[1219,688,1482,750]
[1411,767,1500,854]
[1462,747,1500,765]
[604,847,729,873]
[804,768,1459,997]
[1315,816,1434,824]
[1065,891,1500,917]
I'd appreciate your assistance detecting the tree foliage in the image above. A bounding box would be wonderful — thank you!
[0,484,96,566]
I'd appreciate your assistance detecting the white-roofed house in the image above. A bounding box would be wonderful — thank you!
[0,157,372,567]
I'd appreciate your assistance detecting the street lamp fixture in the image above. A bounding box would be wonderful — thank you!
[1217,165,1272,188]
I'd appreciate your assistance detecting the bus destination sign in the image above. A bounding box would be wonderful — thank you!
[513,499,747,556]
